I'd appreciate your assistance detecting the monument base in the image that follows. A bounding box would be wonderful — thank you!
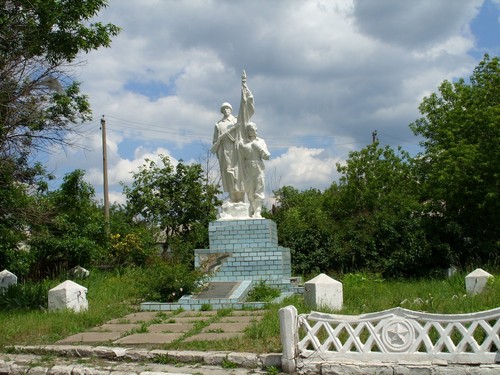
[218,201,252,220]
[195,219,292,288]
[141,219,300,311]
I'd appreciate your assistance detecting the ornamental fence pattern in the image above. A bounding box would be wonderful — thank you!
[279,305,500,373]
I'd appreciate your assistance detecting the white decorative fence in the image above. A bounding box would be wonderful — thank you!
[279,305,500,374]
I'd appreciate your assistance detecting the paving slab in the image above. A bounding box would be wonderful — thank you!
[183,332,242,342]
[108,311,160,323]
[113,332,182,344]
[203,322,248,333]
[230,310,266,316]
[168,316,211,323]
[218,316,262,324]
[56,332,122,344]
[54,309,267,347]
[149,323,195,333]
[90,323,141,332]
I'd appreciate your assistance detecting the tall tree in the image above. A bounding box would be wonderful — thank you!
[28,170,106,278]
[0,0,119,272]
[123,155,221,264]
[324,143,431,276]
[270,186,337,275]
[410,55,500,265]
[0,0,119,162]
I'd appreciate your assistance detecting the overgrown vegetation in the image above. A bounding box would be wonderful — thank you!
[1,268,497,351]
[246,280,281,302]
[0,268,141,347]
[137,260,210,302]
[0,0,497,284]
[0,2,498,358]
[266,55,499,277]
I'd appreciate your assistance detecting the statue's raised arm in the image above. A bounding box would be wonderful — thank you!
[236,70,255,144]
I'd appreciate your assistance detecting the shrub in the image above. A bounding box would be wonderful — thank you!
[108,231,156,267]
[138,260,210,302]
[246,280,281,302]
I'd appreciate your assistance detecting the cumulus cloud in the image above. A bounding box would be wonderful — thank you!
[42,0,498,204]
[267,147,342,191]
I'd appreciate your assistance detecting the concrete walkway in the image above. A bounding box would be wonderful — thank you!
[55,309,266,347]
[0,309,286,374]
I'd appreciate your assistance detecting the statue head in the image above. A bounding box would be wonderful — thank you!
[220,102,232,113]
[246,122,257,137]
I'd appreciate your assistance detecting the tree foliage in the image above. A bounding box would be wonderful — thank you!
[0,0,119,277]
[325,143,433,276]
[410,54,500,265]
[0,0,120,162]
[123,155,221,264]
[270,186,338,275]
[270,144,432,277]
[28,170,106,277]
[270,56,499,277]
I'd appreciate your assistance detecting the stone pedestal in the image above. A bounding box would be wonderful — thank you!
[465,268,493,295]
[195,219,292,288]
[48,280,88,312]
[304,273,343,310]
[218,202,251,220]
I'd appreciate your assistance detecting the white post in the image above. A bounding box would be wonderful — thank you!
[279,305,298,374]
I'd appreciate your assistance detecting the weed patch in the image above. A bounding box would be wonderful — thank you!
[221,358,237,369]
[246,281,281,302]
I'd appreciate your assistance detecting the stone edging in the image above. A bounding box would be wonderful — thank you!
[8,345,282,369]
[313,361,500,375]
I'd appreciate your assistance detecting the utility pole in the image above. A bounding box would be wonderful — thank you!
[101,116,110,225]
[372,130,378,144]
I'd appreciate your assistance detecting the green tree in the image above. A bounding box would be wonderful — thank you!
[324,143,431,277]
[107,204,157,268]
[0,159,53,277]
[0,0,119,274]
[0,0,119,162]
[410,55,500,266]
[123,155,221,264]
[28,170,106,278]
[269,186,338,275]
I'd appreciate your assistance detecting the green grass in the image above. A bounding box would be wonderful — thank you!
[160,271,500,353]
[0,268,144,348]
[0,268,498,353]
[339,272,500,314]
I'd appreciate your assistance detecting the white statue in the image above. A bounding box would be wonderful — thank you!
[240,123,270,218]
[211,102,243,202]
[212,71,269,219]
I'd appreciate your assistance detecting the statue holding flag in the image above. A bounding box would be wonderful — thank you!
[212,70,266,219]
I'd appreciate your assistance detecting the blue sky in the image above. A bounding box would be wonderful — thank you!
[45,0,500,206]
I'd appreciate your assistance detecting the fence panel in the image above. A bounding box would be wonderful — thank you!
[280,306,500,372]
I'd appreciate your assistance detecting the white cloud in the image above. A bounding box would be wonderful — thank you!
[267,147,342,191]
[41,0,498,205]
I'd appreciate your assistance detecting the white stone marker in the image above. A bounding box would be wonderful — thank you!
[0,269,17,291]
[69,265,90,279]
[48,280,88,312]
[465,268,493,295]
[304,273,343,310]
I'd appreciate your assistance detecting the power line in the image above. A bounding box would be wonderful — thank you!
[78,116,419,151]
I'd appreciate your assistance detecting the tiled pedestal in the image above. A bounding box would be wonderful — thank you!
[195,219,292,288]
[142,219,295,311]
